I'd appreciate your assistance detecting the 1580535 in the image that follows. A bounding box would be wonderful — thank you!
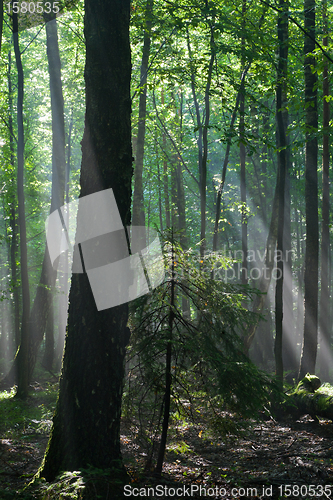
[278,485,332,498]
[6,2,60,14]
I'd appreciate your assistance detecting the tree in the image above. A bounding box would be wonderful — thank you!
[274,0,289,387]
[13,11,30,399]
[299,0,318,379]
[4,16,66,386]
[39,0,132,493]
[132,0,153,228]
[37,17,66,373]
[319,0,330,380]
[239,0,247,286]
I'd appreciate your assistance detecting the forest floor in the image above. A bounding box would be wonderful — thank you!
[0,377,333,499]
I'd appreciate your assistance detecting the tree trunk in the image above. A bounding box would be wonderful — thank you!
[282,172,296,372]
[132,0,153,228]
[240,0,247,286]
[186,28,204,260]
[8,50,20,352]
[274,0,288,387]
[243,179,279,353]
[298,0,318,379]
[55,111,73,370]
[42,302,54,371]
[155,243,175,477]
[13,14,30,399]
[161,90,170,228]
[28,18,66,380]
[200,21,214,263]
[212,63,251,253]
[40,0,132,488]
[0,1,4,56]
[319,0,330,381]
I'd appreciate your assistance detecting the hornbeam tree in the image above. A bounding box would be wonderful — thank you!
[299,0,318,379]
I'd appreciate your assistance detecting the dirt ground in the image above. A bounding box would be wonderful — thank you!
[1,411,333,499]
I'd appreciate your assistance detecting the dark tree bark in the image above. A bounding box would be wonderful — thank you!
[282,172,296,372]
[299,0,318,379]
[40,0,132,486]
[239,0,247,286]
[132,0,153,228]
[319,0,330,381]
[55,110,73,370]
[199,20,215,263]
[274,0,289,387]
[13,13,30,399]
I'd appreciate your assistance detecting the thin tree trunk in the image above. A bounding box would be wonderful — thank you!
[274,0,289,387]
[8,50,20,351]
[161,90,170,228]
[240,0,247,285]
[243,179,279,353]
[0,1,4,56]
[155,240,175,477]
[132,0,153,227]
[295,204,304,351]
[42,303,54,370]
[186,28,203,257]
[299,0,318,379]
[282,172,296,372]
[212,7,268,252]
[156,139,163,231]
[199,20,215,262]
[319,0,330,380]
[27,18,65,381]
[212,63,251,252]
[13,13,30,399]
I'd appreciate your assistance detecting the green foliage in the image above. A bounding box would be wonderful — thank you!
[0,383,57,440]
[293,373,322,394]
[32,471,85,499]
[30,466,126,500]
[124,237,279,466]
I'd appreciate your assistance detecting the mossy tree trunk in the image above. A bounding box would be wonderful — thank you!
[239,0,247,287]
[319,0,330,381]
[274,0,288,387]
[299,0,318,379]
[40,0,132,483]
